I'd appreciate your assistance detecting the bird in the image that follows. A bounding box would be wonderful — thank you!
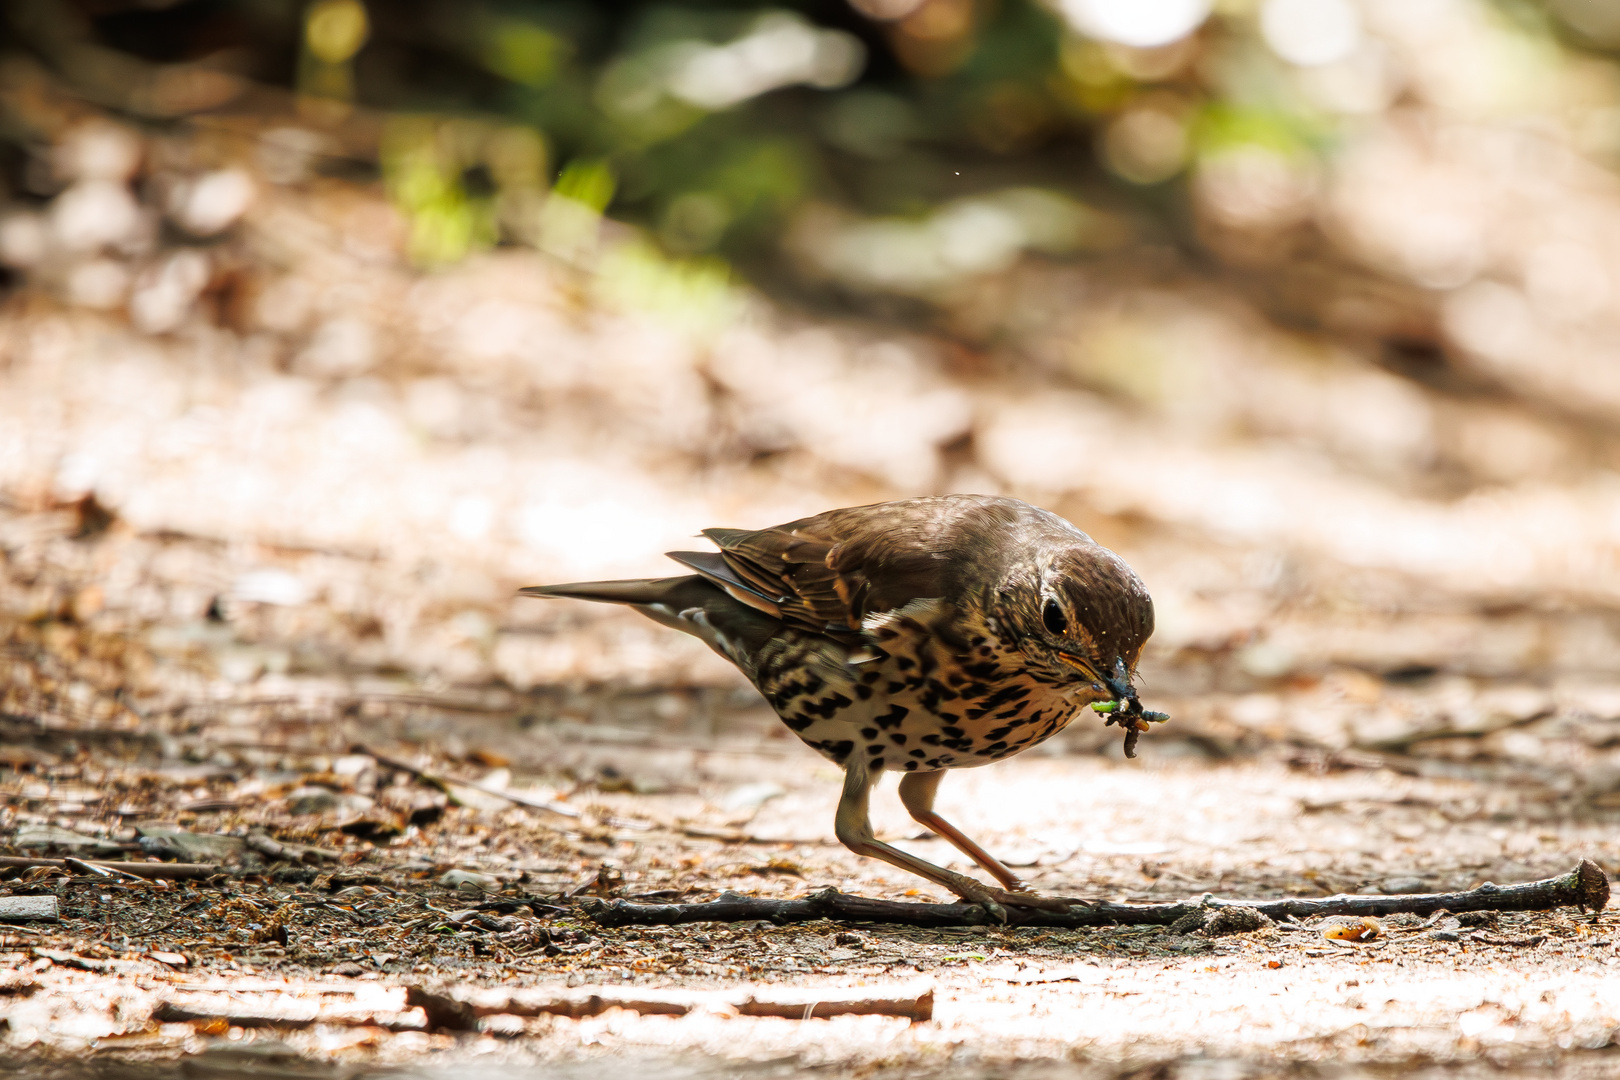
[520,494,1164,916]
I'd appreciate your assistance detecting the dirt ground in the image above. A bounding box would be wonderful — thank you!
[4,556,1620,1078]
[6,86,1620,1076]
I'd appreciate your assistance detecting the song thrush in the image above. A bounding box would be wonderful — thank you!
[521,494,1164,916]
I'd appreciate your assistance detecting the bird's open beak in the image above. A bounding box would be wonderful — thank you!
[1057,654,1138,704]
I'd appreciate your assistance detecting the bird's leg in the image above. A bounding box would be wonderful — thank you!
[895,770,1098,912]
[834,763,1013,921]
[896,770,1027,892]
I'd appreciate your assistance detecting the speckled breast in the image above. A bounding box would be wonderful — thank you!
[754,621,1098,775]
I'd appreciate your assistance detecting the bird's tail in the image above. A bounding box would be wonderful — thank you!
[517,576,697,606]
[518,575,779,675]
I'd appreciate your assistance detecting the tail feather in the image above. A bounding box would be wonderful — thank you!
[517,576,695,606]
[664,550,784,617]
[518,574,781,676]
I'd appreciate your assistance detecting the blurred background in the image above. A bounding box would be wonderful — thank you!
[4,0,1620,801]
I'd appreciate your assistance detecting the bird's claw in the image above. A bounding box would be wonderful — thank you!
[952,882,1096,919]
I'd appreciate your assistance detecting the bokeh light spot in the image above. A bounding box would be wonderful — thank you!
[1058,0,1213,49]
[304,0,369,65]
[1260,0,1363,67]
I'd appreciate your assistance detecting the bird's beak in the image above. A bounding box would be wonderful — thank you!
[1055,650,1101,682]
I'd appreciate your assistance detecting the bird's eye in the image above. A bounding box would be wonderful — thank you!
[1042,599,1068,635]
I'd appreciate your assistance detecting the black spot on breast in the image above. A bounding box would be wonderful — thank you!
[889,733,907,745]
[978,646,993,657]
[921,734,941,745]
[942,738,974,751]
[925,757,942,768]
[963,662,998,680]
[783,713,815,732]
[903,761,918,771]
[876,705,909,729]
[909,749,925,758]
[869,755,885,769]
[861,727,878,739]
[894,656,916,671]
[966,685,1031,720]
[886,682,907,694]
[940,726,964,738]
[975,741,1009,756]
[986,726,1013,740]
[820,740,854,761]
[862,670,883,684]
[804,693,853,719]
[855,684,873,701]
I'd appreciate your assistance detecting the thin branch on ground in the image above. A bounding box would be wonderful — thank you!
[0,856,219,880]
[580,860,1610,929]
[354,744,581,820]
[402,984,934,1030]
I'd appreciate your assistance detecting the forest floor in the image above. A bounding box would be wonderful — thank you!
[6,104,1620,1078]
[3,545,1620,1080]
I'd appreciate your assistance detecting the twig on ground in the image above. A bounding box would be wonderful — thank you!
[62,856,147,883]
[152,996,427,1031]
[0,856,219,880]
[355,745,581,820]
[150,983,933,1035]
[1476,934,1547,947]
[581,860,1610,929]
[405,983,933,1030]
[243,831,338,864]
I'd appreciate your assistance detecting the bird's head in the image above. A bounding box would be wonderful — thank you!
[999,541,1155,702]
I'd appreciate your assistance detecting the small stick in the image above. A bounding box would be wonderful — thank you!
[243,832,338,864]
[582,860,1610,929]
[152,998,427,1032]
[1476,934,1547,948]
[403,984,932,1030]
[0,856,218,880]
[62,856,146,883]
[354,745,581,820]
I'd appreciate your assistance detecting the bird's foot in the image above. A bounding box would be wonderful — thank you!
[992,887,1098,912]
[949,880,1097,920]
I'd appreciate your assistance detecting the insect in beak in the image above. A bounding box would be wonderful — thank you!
[1102,657,1135,703]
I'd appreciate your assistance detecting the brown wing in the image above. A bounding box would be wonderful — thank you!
[699,522,860,632]
[672,495,1038,635]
